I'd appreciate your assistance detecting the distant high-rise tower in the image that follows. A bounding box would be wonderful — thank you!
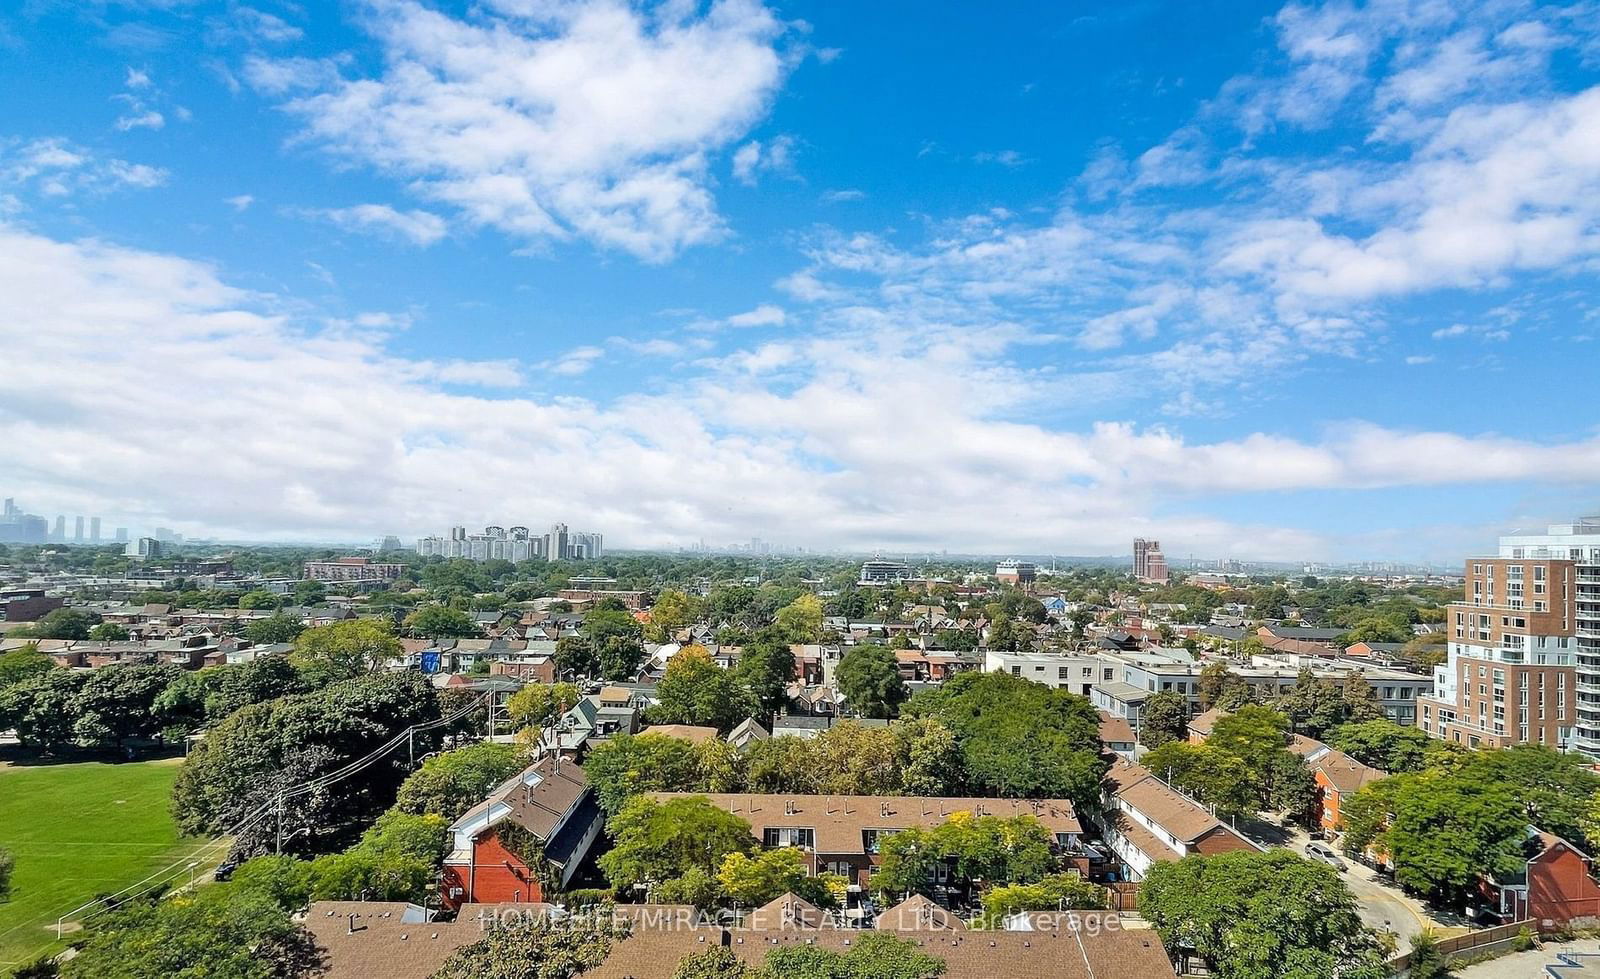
[1134,538,1169,584]
[547,523,569,563]
[53,515,65,541]
[74,516,85,542]
[90,517,101,542]
[114,527,128,542]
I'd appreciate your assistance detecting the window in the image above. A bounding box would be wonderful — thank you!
[861,829,898,854]
[1011,666,1021,676]
[1059,667,1069,679]
[764,827,815,849]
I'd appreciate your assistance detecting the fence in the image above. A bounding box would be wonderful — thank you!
[1385,920,1533,971]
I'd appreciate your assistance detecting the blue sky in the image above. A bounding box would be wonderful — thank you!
[1,0,1598,561]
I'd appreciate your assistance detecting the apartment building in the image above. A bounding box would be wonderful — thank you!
[1415,519,1593,750]
[303,556,407,582]
[984,649,1115,697]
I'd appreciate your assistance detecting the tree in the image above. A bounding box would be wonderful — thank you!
[17,608,100,640]
[717,847,819,908]
[980,871,1107,926]
[873,812,1054,900]
[237,590,283,611]
[732,635,795,717]
[71,663,183,748]
[291,579,326,606]
[290,619,402,683]
[756,932,945,979]
[1343,616,1412,645]
[87,622,129,641]
[835,644,906,719]
[0,644,54,690]
[647,589,702,642]
[61,884,318,979]
[1326,719,1439,774]
[1139,691,1189,748]
[811,721,904,795]
[0,668,88,753]
[1140,849,1387,979]
[582,609,646,680]
[1461,744,1600,846]
[305,811,448,902]
[1143,742,1255,819]
[430,917,628,979]
[203,655,307,720]
[744,736,821,794]
[673,948,749,979]
[506,682,581,729]
[1405,929,1454,979]
[904,670,1105,806]
[553,635,598,679]
[404,604,479,640]
[598,796,757,894]
[895,716,964,796]
[772,593,823,644]
[0,845,12,902]
[244,613,306,644]
[1197,663,1254,710]
[583,733,705,816]
[172,670,440,849]
[650,647,756,732]
[394,742,527,821]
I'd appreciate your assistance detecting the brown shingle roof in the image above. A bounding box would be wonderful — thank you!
[641,724,719,744]
[449,755,590,843]
[1311,748,1385,795]
[304,902,1179,979]
[875,894,965,931]
[1186,706,1228,738]
[650,794,1082,856]
[1106,758,1244,846]
[1097,711,1136,746]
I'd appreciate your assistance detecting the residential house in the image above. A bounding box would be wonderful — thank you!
[440,756,603,909]
[1485,832,1600,926]
[1097,711,1137,760]
[1096,758,1260,881]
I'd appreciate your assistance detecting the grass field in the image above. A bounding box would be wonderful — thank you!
[0,758,213,973]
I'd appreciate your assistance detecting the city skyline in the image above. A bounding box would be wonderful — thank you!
[3,1,1600,561]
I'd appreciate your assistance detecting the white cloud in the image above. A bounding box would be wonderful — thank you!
[974,149,1030,167]
[0,138,168,199]
[820,188,864,202]
[226,194,255,211]
[725,303,787,328]
[315,204,449,246]
[1404,354,1435,364]
[731,133,796,185]
[255,0,791,261]
[7,223,1600,555]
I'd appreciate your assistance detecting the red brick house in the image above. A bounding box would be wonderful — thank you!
[440,756,603,909]
[1486,832,1600,926]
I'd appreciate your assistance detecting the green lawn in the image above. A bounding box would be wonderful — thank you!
[0,758,212,973]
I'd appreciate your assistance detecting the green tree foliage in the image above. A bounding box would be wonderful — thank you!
[244,613,306,644]
[404,604,480,639]
[290,619,402,683]
[70,663,184,748]
[1405,930,1454,979]
[0,844,12,901]
[980,871,1107,925]
[291,579,327,606]
[672,947,750,979]
[1138,691,1189,748]
[772,593,824,644]
[598,796,757,894]
[0,644,54,690]
[904,670,1105,805]
[1197,663,1255,710]
[1327,719,1450,774]
[1343,616,1413,645]
[394,742,527,821]
[755,931,946,979]
[238,590,284,611]
[87,622,129,641]
[61,884,318,979]
[872,812,1055,899]
[649,646,756,731]
[835,644,906,719]
[1140,849,1387,979]
[304,811,449,902]
[506,682,582,729]
[1341,771,1524,902]
[15,607,100,640]
[1143,742,1256,819]
[581,608,647,680]
[717,847,834,908]
[1275,669,1384,738]
[430,917,629,979]
[1463,744,1600,846]
[732,634,795,716]
[0,668,88,752]
[583,732,707,816]
[172,670,440,849]
[647,589,703,641]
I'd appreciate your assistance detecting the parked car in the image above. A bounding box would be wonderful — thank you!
[1304,841,1348,871]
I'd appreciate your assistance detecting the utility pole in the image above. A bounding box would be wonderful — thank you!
[275,790,285,855]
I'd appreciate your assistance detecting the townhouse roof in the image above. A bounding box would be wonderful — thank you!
[1096,711,1136,747]
[303,901,1179,979]
[1310,748,1386,795]
[874,894,965,931]
[447,755,590,844]
[1186,706,1228,738]
[641,724,719,744]
[649,793,1082,855]
[746,893,829,930]
[1105,758,1248,847]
